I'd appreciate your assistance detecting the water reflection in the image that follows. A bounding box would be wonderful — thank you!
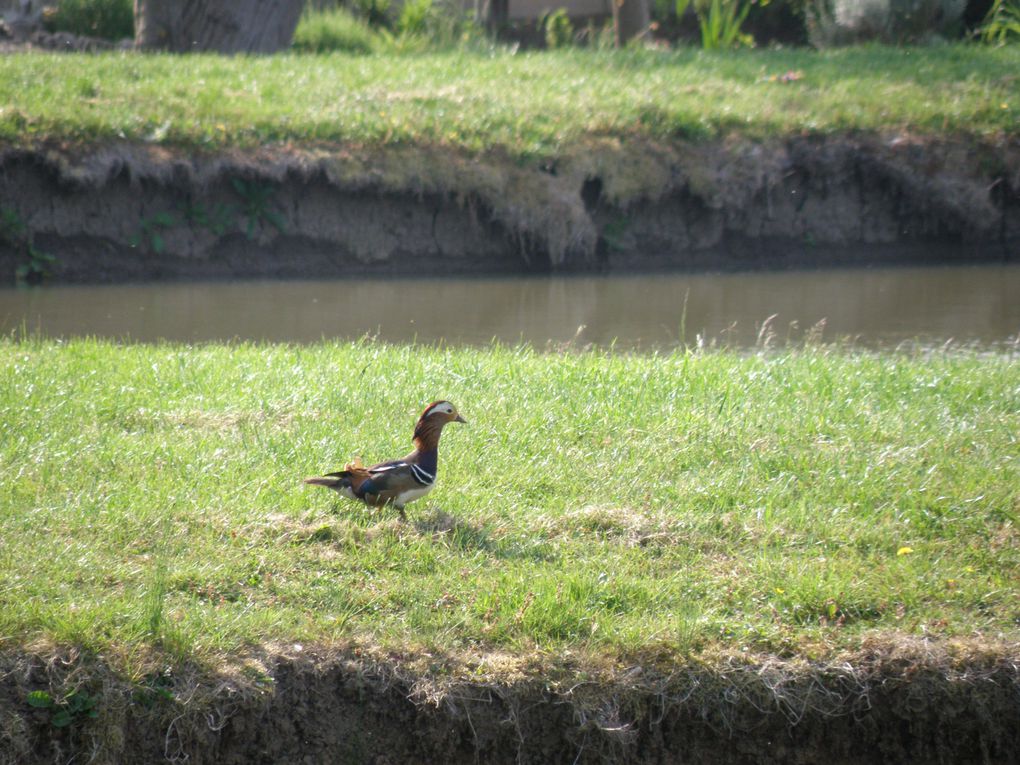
[1,264,1018,348]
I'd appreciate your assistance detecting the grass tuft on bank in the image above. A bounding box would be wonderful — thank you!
[0,45,1017,154]
[0,338,1017,670]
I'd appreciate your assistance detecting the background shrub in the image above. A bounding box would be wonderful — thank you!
[744,0,810,44]
[42,0,134,41]
[540,8,575,47]
[397,0,435,35]
[292,6,383,52]
[655,0,810,47]
[975,0,1020,41]
[806,0,967,45]
[295,0,480,51]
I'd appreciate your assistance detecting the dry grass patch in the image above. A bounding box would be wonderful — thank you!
[536,505,685,548]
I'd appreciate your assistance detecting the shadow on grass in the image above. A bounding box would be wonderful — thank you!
[413,508,557,562]
[293,504,557,562]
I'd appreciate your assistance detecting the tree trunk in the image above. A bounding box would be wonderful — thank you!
[2,0,42,41]
[480,0,508,33]
[613,0,650,45]
[134,0,304,53]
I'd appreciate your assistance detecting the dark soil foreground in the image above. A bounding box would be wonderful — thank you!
[1,134,1018,284]
[2,640,1019,764]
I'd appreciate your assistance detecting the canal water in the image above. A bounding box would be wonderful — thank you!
[1,263,1018,349]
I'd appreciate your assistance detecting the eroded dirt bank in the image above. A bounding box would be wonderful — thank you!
[1,134,1018,283]
[2,640,1018,764]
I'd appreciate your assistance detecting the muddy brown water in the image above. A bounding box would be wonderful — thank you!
[2,263,1019,348]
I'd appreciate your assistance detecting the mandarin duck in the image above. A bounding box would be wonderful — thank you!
[304,401,466,519]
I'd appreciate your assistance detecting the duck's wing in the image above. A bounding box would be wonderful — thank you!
[356,458,434,505]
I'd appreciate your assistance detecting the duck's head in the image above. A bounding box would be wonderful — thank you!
[412,400,466,446]
[410,397,467,440]
[419,400,466,426]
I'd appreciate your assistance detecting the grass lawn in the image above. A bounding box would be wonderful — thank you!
[1,338,1017,672]
[0,45,1017,154]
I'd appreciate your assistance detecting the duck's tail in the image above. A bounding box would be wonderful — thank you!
[303,474,348,488]
[305,457,368,494]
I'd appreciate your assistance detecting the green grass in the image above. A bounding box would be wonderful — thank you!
[1,338,1017,668]
[0,45,1017,154]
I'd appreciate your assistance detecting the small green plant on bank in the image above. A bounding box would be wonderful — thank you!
[977,0,1020,43]
[42,0,134,40]
[128,191,285,255]
[678,0,755,48]
[2,207,55,284]
[130,211,176,255]
[26,689,99,729]
[1,207,27,245]
[601,215,631,251]
[182,201,236,238]
[131,671,175,708]
[14,246,56,285]
[231,179,286,239]
[541,9,575,48]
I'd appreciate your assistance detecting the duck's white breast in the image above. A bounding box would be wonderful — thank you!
[394,484,434,508]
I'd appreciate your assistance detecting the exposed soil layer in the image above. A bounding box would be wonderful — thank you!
[1,134,1018,284]
[2,640,1018,765]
